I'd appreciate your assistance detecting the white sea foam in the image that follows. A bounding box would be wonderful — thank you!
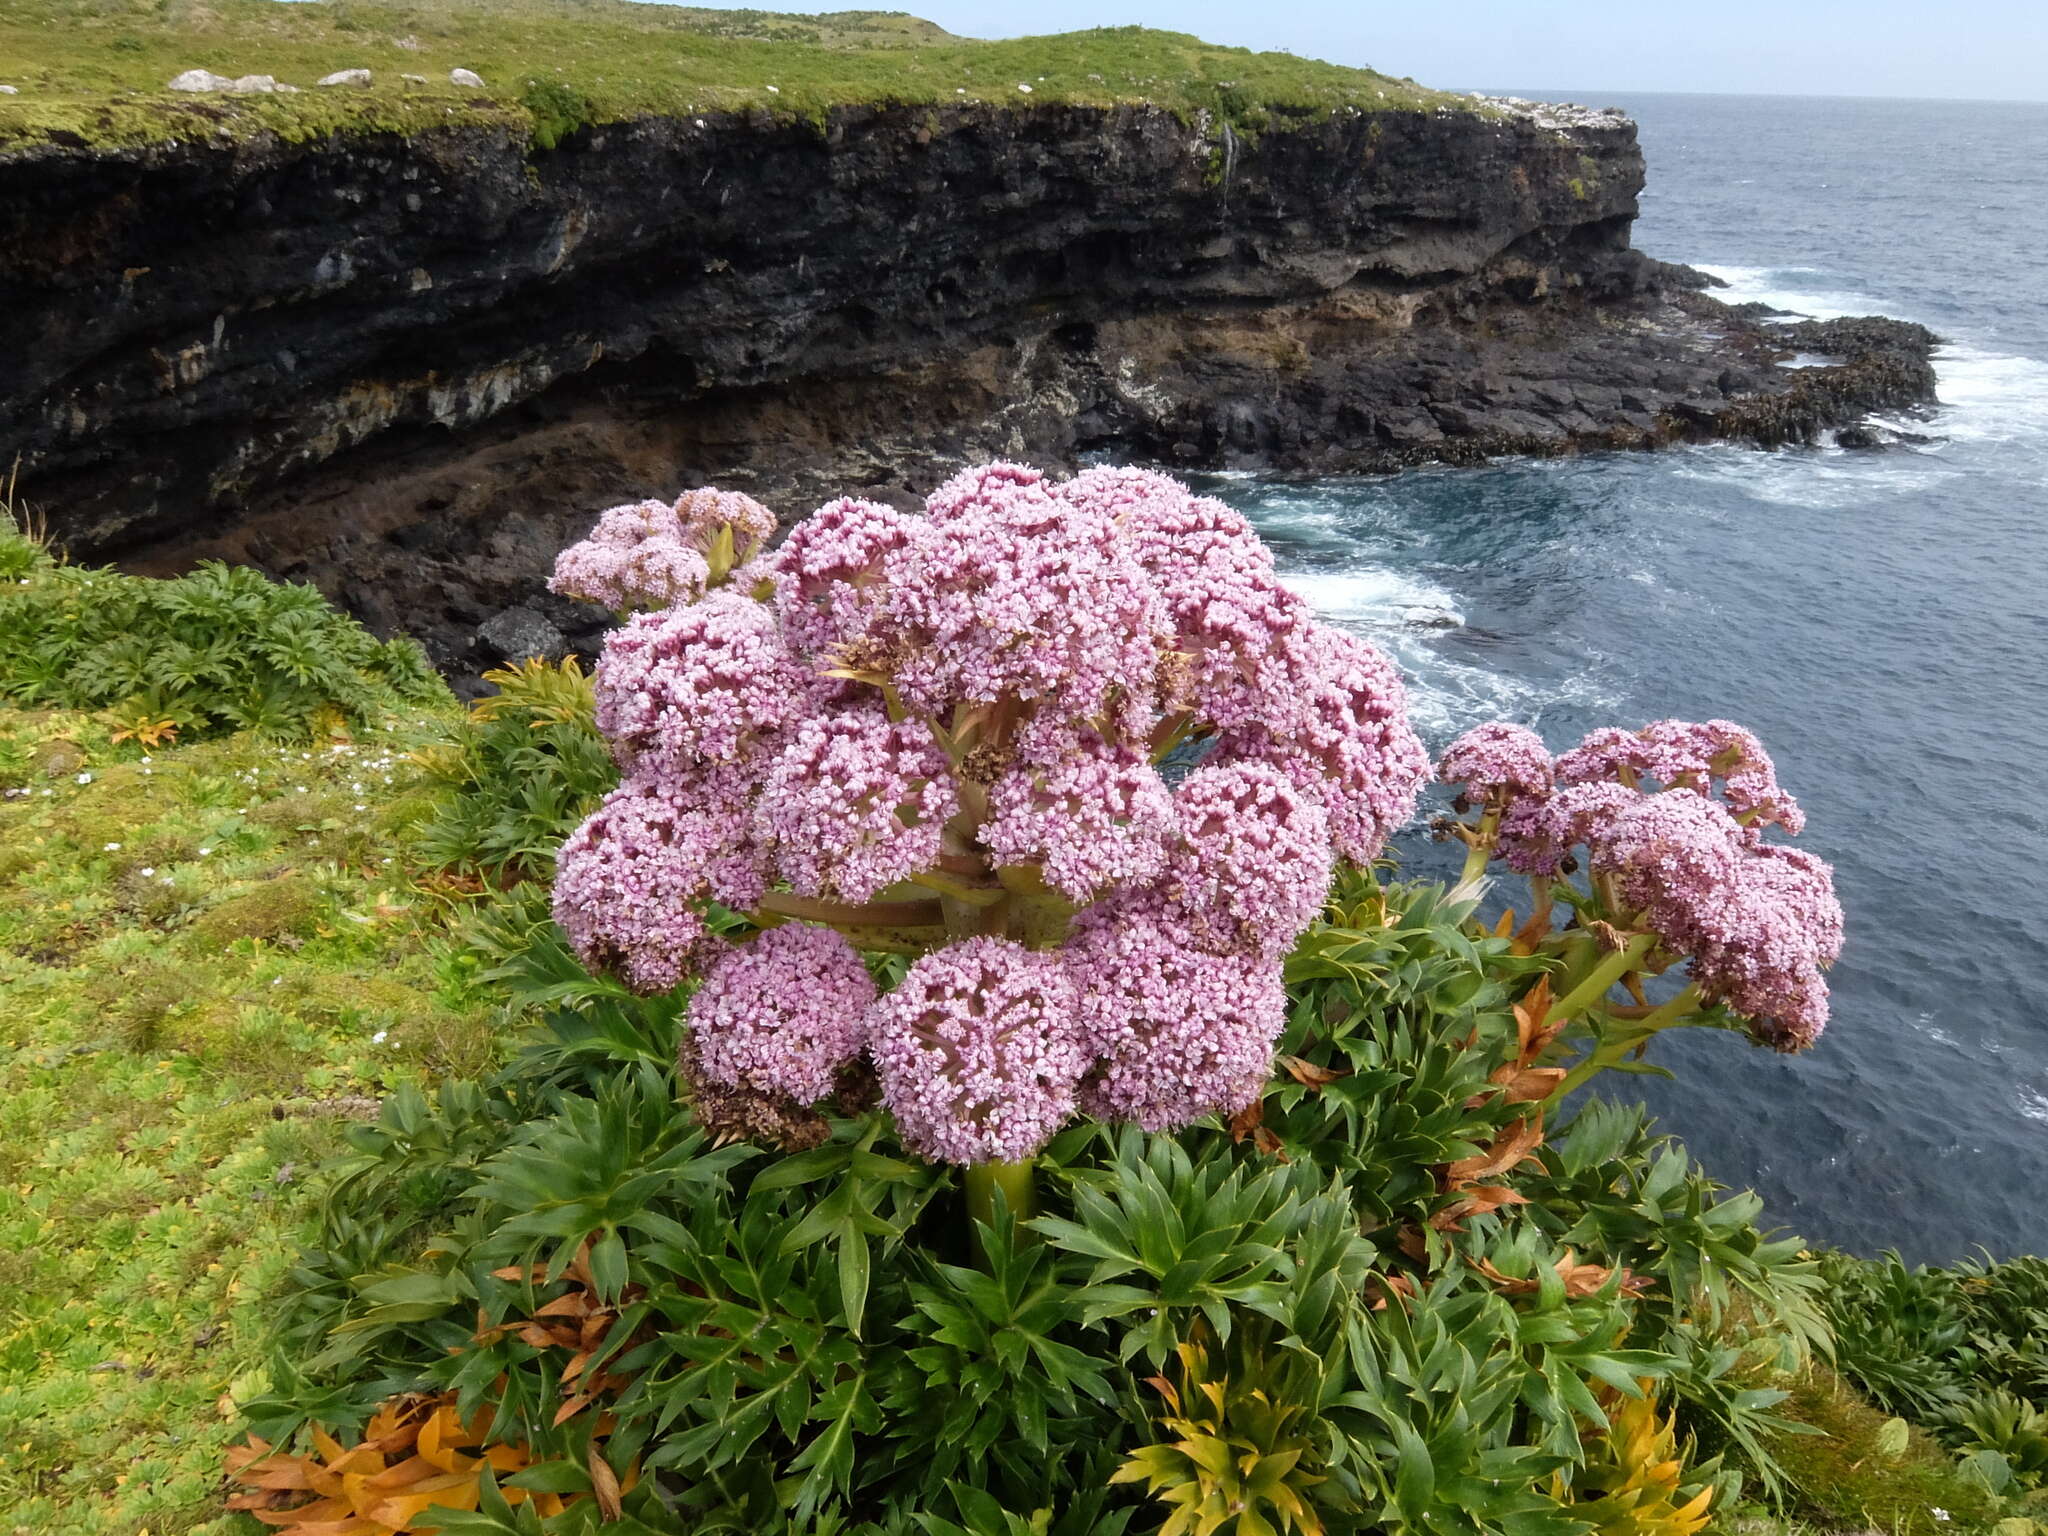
[1278,567,1463,630]
[1694,263,1893,322]
[1271,560,1617,740]
[2017,1086,2048,1127]
[1925,344,2048,446]
[1690,259,2048,463]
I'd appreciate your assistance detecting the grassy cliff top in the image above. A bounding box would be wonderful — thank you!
[0,0,1466,152]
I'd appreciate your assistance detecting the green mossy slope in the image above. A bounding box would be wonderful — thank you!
[0,0,1461,151]
[0,698,512,1533]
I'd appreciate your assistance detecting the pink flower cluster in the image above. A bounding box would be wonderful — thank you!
[1438,719,1843,1048]
[550,489,776,612]
[1438,721,1553,804]
[755,706,959,903]
[690,924,878,1103]
[1066,899,1288,1132]
[552,463,1433,1161]
[551,772,764,994]
[869,938,1086,1164]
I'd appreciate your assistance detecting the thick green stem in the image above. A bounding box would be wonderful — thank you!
[1636,983,1702,1034]
[1457,806,1502,886]
[1549,931,1659,1025]
[1555,982,1705,1098]
[963,1160,1037,1242]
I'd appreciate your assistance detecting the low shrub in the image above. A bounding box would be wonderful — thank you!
[230,872,1832,1531]
[522,75,595,148]
[0,552,446,741]
[411,656,616,884]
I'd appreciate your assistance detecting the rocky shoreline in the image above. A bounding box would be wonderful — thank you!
[0,98,1938,682]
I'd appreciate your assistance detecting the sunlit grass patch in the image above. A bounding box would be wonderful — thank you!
[0,700,506,1533]
[0,0,1467,152]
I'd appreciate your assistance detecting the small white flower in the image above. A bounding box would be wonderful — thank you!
[295,786,307,794]
[271,976,283,986]
[1016,82,1033,93]
[160,876,174,886]
[139,755,152,764]
[765,84,779,93]
[354,803,367,811]
[76,772,92,784]
[380,857,393,864]
[139,867,155,878]
[198,847,212,856]
[1931,1511,1950,1524]
[104,842,120,851]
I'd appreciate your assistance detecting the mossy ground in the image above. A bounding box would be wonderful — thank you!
[0,0,1464,152]
[0,700,505,1534]
[1768,1367,2006,1536]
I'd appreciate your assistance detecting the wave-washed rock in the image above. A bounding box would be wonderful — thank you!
[0,98,1937,677]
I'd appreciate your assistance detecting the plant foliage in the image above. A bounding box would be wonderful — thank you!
[412,657,616,882]
[230,868,1855,1531]
[0,553,443,739]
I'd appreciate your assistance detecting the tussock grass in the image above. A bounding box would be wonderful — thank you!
[0,0,1463,152]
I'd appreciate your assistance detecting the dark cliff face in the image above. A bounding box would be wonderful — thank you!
[0,101,1932,675]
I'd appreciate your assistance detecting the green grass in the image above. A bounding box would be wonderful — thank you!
[1767,1367,2006,1536]
[0,0,1464,151]
[0,700,509,1534]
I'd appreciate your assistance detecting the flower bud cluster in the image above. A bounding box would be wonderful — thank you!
[1438,719,1843,1048]
[552,463,1430,1160]
[549,488,776,612]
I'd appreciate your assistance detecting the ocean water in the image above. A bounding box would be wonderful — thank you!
[1218,93,2048,1265]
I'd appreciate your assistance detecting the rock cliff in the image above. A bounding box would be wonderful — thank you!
[0,99,1935,674]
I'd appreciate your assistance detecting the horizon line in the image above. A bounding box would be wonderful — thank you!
[1471,84,2048,107]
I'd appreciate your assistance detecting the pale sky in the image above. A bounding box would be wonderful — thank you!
[724,0,2048,103]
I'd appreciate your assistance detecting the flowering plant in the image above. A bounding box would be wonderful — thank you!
[547,464,1430,1207]
[1436,716,1844,1089]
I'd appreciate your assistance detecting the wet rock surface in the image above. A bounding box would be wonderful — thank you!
[0,101,1936,679]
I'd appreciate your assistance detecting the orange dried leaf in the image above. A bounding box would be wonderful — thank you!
[1227,1098,1266,1143]
[589,1444,625,1521]
[1491,1065,1567,1104]
[1446,1114,1545,1187]
[1513,976,1555,1057]
[1279,1054,1347,1089]
[1431,1185,1531,1230]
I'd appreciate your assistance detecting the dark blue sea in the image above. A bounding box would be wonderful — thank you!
[1221,93,2048,1265]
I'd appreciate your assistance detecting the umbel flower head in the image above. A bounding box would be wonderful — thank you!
[1438,719,1843,1050]
[690,923,878,1105]
[551,463,1432,1161]
[550,488,776,612]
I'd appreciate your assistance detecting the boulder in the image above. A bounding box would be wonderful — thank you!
[317,69,372,87]
[477,605,568,664]
[229,74,281,94]
[167,69,235,92]
[0,85,18,95]
[449,67,486,87]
